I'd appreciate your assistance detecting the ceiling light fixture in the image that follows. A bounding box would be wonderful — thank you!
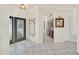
[20,4,26,10]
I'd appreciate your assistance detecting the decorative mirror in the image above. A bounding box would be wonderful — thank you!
[29,18,35,36]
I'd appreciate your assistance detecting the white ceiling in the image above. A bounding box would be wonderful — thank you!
[10,4,79,12]
[31,4,79,7]
[29,4,79,9]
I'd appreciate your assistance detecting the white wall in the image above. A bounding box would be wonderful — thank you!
[76,8,79,53]
[0,5,9,54]
[64,17,72,41]
[71,11,77,42]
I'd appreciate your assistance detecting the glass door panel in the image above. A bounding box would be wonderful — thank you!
[17,20,24,39]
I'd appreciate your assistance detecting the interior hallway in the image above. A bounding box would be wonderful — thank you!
[10,36,79,55]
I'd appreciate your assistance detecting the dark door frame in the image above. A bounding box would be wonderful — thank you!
[9,16,26,44]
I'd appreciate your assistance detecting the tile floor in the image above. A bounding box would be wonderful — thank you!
[9,36,79,55]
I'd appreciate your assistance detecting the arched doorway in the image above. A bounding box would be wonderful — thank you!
[46,18,54,39]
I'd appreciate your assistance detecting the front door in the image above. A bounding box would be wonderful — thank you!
[10,16,26,44]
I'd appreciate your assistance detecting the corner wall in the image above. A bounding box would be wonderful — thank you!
[76,8,79,53]
[0,5,9,54]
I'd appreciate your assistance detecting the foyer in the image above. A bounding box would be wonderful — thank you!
[1,4,79,55]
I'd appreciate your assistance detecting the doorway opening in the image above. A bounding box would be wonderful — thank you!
[47,18,54,39]
[43,17,54,42]
[9,16,26,44]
